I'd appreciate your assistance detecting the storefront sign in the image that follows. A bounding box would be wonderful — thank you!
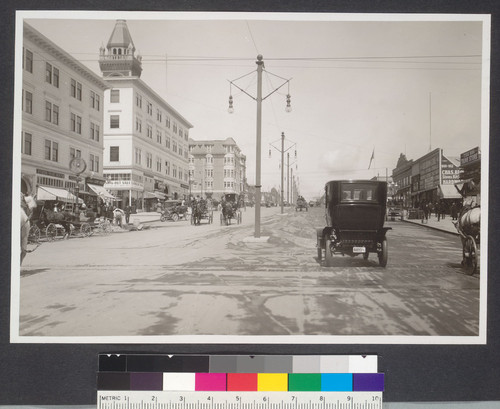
[441,155,461,184]
[86,177,106,187]
[105,180,143,190]
[36,168,64,179]
[460,147,480,166]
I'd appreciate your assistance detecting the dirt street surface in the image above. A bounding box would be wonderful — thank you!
[18,207,479,338]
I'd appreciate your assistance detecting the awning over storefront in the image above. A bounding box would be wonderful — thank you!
[36,186,83,203]
[144,191,167,200]
[87,183,116,200]
[438,184,462,199]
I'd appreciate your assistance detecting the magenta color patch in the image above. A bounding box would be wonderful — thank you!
[195,373,227,391]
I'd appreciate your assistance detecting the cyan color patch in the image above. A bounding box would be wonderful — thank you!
[321,373,353,391]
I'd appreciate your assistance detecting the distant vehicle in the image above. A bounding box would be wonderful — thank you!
[316,180,391,267]
[296,196,308,212]
[309,200,315,207]
[386,206,403,221]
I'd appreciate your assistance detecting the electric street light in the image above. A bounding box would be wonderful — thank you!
[228,55,292,238]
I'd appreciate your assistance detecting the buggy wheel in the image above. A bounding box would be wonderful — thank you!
[29,224,41,243]
[80,222,91,237]
[171,213,179,222]
[160,214,166,222]
[325,239,335,267]
[463,236,478,275]
[46,223,57,241]
[378,238,388,267]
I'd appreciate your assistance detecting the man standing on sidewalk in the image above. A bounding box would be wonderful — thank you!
[436,201,441,221]
[124,204,131,225]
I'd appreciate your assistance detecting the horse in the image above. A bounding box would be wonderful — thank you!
[221,201,236,225]
[20,194,37,265]
[192,200,206,225]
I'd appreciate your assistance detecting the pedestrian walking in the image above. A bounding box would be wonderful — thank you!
[451,202,458,221]
[436,201,441,221]
[440,201,446,220]
[124,204,131,224]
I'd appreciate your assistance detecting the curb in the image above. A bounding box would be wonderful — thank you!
[401,219,459,236]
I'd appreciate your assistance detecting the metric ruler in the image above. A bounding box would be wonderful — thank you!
[97,391,383,409]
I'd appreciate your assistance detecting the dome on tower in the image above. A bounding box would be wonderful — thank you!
[106,20,135,52]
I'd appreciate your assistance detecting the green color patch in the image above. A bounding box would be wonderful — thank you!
[288,373,322,391]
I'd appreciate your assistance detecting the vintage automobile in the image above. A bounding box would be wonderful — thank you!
[316,180,391,267]
[160,200,188,222]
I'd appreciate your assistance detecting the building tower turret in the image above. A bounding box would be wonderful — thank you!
[99,20,142,77]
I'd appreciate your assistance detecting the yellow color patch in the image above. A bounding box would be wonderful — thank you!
[257,373,288,391]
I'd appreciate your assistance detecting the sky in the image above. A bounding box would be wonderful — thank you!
[23,12,488,199]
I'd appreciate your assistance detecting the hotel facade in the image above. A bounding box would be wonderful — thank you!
[188,137,246,200]
[99,20,193,211]
[21,22,110,206]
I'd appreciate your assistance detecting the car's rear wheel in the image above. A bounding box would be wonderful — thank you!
[378,238,388,267]
[325,239,335,267]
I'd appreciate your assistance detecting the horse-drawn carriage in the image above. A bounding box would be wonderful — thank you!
[191,198,214,225]
[220,193,242,226]
[28,201,111,241]
[316,180,391,267]
[296,195,308,211]
[453,179,480,275]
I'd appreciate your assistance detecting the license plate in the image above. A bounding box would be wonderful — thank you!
[353,246,366,253]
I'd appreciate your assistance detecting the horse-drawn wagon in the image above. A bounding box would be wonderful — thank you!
[191,198,214,225]
[220,193,242,225]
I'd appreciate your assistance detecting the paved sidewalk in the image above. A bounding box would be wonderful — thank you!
[402,213,459,235]
[127,211,162,224]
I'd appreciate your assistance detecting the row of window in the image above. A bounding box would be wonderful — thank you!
[23,90,101,141]
[22,131,100,172]
[109,114,186,158]
[23,47,102,112]
[134,91,188,141]
[109,145,188,182]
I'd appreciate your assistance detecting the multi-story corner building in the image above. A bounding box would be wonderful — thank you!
[99,20,193,211]
[21,22,110,208]
[392,147,461,211]
[188,137,246,200]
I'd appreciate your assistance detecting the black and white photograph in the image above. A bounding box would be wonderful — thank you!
[13,11,489,343]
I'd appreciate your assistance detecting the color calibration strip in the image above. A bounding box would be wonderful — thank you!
[97,355,383,392]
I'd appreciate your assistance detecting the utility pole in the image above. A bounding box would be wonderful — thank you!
[269,131,296,214]
[287,152,290,204]
[255,55,263,238]
[281,132,284,213]
[228,55,292,235]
